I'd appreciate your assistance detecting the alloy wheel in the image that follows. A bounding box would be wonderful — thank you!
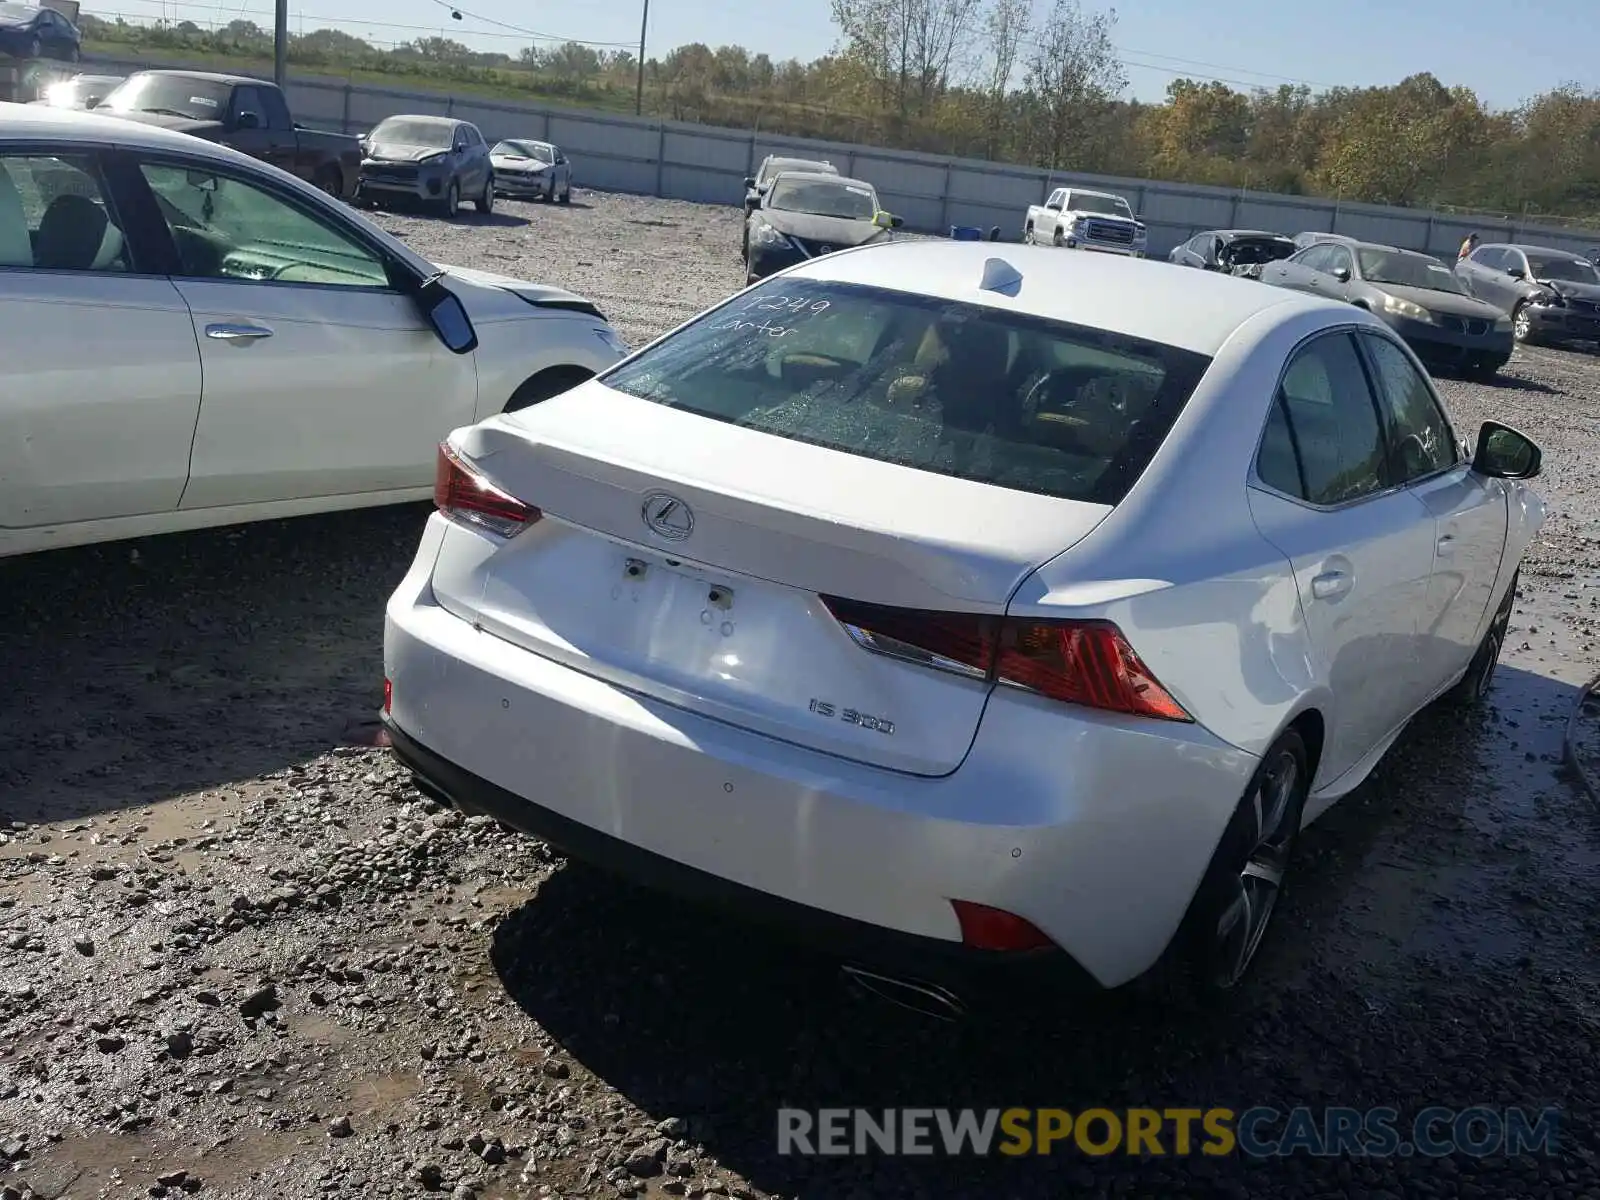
[1211,749,1299,989]
[1513,305,1531,342]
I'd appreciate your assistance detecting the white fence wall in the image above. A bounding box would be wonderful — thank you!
[89,53,1600,260]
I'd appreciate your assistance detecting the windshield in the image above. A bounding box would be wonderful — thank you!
[1527,255,1600,284]
[1357,250,1468,294]
[1066,194,1133,218]
[599,279,1212,506]
[493,140,553,163]
[101,74,232,120]
[1224,238,1295,266]
[759,159,833,186]
[767,178,877,221]
[369,118,454,148]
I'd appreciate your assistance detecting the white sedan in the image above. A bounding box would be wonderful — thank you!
[381,242,1544,1004]
[0,104,627,559]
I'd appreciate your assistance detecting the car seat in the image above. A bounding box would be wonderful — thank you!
[35,193,124,271]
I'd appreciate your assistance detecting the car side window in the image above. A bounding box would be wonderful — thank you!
[1360,335,1460,482]
[1471,246,1504,270]
[0,153,130,273]
[1324,247,1354,276]
[1293,245,1329,271]
[138,162,390,288]
[261,87,293,129]
[1258,333,1390,506]
[230,86,264,124]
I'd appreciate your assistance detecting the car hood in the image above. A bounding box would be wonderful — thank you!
[1535,277,1600,302]
[1378,283,1504,319]
[491,153,552,170]
[106,111,223,138]
[437,263,591,309]
[758,209,886,247]
[364,142,450,163]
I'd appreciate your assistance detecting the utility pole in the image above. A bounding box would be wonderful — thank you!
[273,0,287,87]
[633,0,648,116]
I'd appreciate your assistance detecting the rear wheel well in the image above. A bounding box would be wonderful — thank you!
[1286,709,1325,794]
[504,364,595,413]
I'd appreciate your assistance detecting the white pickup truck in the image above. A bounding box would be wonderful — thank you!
[1023,187,1148,257]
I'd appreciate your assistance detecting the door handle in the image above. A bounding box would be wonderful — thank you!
[205,322,274,342]
[1436,534,1457,555]
[1311,570,1352,600]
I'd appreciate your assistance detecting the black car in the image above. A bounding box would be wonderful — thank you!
[0,2,79,61]
[742,171,900,283]
[1169,229,1297,279]
[1456,242,1600,349]
[1260,235,1513,378]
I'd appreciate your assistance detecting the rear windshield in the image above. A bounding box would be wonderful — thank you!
[599,279,1212,506]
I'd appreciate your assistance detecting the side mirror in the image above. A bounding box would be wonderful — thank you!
[1472,421,1541,479]
[235,111,261,130]
[988,226,1000,242]
[743,177,756,189]
[1331,266,1351,282]
[744,196,760,212]
[414,273,477,355]
[1505,266,1526,279]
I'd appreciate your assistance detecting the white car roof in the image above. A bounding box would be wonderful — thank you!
[1062,188,1125,200]
[0,100,245,159]
[784,240,1347,356]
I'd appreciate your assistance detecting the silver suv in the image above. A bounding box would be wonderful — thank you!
[358,115,495,217]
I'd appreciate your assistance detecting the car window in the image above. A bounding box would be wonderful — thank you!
[1361,335,1460,482]
[1469,246,1505,270]
[230,86,264,123]
[1292,245,1330,271]
[139,162,389,288]
[1324,246,1354,276]
[1262,333,1389,506]
[0,153,130,273]
[599,278,1214,507]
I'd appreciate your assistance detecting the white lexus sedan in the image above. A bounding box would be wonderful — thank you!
[381,242,1545,1003]
[0,104,627,559]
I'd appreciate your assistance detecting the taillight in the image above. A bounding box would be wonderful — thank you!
[383,677,392,714]
[434,441,540,538]
[819,596,1190,723]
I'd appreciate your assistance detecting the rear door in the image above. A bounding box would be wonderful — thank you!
[0,148,201,529]
[1358,331,1506,685]
[130,155,474,508]
[1247,330,1437,784]
[429,277,1213,776]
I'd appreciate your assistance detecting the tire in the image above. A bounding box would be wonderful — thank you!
[558,182,571,205]
[1052,226,1064,248]
[1511,302,1534,344]
[475,175,494,214]
[1178,728,1311,994]
[1447,569,1517,707]
[312,166,342,198]
[437,179,459,218]
[504,366,595,414]
[1022,223,1034,245]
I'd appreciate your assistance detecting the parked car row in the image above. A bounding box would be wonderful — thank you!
[740,153,903,284]
[1167,223,1600,377]
[0,95,1555,1017]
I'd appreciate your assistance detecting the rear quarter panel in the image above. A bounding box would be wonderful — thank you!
[1006,302,1369,760]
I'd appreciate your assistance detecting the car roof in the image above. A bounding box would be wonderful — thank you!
[1060,187,1125,199]
[1497,242,1584,259]
[787,240,1342,356]
[127,69,264,87]
[765,155,831,166]
[769,171,872,189]
[0,100,251,154]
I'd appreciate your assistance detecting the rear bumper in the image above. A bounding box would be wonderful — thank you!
[382,516,1259,989]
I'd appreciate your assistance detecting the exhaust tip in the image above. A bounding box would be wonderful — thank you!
[840,965,967,1022]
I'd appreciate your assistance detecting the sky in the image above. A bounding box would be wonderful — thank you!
[106,0,1589,111]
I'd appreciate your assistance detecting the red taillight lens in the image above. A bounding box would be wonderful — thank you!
[383,677,392,714]
[997,621,1190,721]
[950,900,1056,952]
[818,596,1191,723]
[434,441,540,538]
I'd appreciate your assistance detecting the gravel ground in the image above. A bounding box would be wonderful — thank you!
[2,188,1599,1200]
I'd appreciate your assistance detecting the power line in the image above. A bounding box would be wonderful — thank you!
[422,0,635,48]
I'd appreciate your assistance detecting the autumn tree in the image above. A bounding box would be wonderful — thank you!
[1017,0,1127,172]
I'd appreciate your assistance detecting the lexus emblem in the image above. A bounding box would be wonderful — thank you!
[641,491,694,540]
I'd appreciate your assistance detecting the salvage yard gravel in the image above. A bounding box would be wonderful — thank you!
[2,189,1598,1199]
